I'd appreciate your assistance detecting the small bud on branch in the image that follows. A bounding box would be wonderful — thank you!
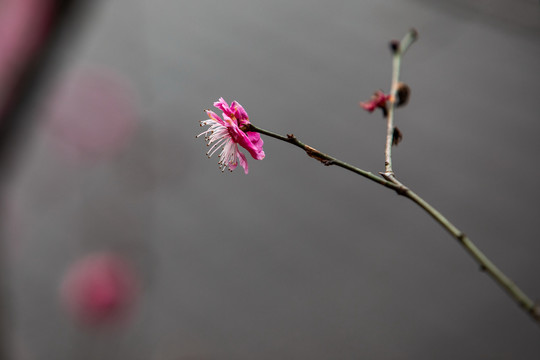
[392,126,403,146]
[395,82,411,107]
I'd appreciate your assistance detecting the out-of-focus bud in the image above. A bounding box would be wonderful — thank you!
[395,82,411,107]
[60,252,139,328]
[534,303,540,322]
[389,40,400,54]
[392,126,403,146]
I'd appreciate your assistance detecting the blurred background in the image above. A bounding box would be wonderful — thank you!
[1,0,540,359]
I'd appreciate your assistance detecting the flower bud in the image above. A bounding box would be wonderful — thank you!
[395,82,411,107]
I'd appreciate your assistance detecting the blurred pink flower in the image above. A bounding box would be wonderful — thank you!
[197,98,264,174]
[46,67,138,161]
[60,252,139,327]
[359,90,390,115]
[0,0,50,115]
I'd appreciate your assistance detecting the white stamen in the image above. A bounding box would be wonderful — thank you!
[197,113,248,173]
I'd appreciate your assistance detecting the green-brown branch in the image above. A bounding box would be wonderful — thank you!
[248,122,539,324]
[247,124,402,192]
[382,29,539,324]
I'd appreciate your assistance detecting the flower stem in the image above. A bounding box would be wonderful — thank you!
[248,121,540,324]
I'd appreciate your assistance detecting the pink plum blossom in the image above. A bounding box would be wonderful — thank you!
[60,253,139,327]
[46,67,138,162]
[197,98,264,174]
[359,90,391,116]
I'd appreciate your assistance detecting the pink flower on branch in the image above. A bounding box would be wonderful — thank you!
[359,90,391,116]
[197,98,264,174]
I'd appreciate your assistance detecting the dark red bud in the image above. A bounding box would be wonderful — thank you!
[396,82,411,107]
[389,40,400,54]
[392,126,403,146]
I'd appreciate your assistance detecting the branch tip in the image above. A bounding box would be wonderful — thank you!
[409,28,419,41]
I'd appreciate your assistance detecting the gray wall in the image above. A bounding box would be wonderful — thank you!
[4,0,540,359]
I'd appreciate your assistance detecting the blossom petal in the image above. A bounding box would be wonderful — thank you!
[230,100,249,123]
[227,125,265,160]
[237,152,248,174]
[205,110,224,125]
[214,97,233,118]
[246,132,265,159]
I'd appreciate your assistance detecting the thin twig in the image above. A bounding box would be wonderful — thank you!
[247,124,403,192]
[384,29,540,324]
[383,29,417,178]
